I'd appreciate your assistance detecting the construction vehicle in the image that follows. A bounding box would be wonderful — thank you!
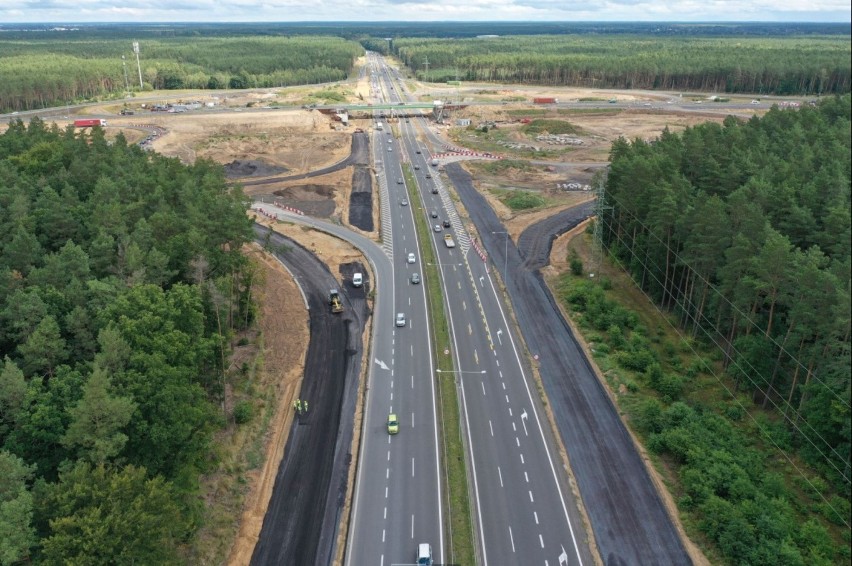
[329,289,343,313]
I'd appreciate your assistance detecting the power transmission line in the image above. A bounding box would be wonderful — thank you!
[591,212,850,527]
[594,209,851,487]
[602,189,850,412]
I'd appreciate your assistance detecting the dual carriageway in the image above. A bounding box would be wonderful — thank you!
[252,52,690,566]
[346,53,591,566]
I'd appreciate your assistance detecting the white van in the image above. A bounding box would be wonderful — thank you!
[352,273,363,287]
[417,543,432,565]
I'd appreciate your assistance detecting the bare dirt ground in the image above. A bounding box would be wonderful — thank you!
[253,213,367,288]
[458,161,596,242]
[225,213,369,566]
[450,106,729,162]
[225,244,309,566]
[151,110,350,170]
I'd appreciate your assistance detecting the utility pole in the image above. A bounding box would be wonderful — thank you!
[133,42,143,89]
[591,168,610,279]
[121,55,129,91]
[423,56,430,82]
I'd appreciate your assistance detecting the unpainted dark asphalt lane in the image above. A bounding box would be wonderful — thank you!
[516,200,596,271]
[250,225,368,566]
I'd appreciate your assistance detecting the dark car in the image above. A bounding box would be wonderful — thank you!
[443,219,451,228]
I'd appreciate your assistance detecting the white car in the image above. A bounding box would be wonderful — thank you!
[395,313,406,327]
[407,252,416,264]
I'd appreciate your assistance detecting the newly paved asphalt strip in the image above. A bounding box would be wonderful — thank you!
[250,224,368,566]
[445,163,692,565]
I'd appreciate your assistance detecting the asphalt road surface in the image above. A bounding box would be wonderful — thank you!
[445,163,691,565]
[516,201,596,271]
[250,225,368,566]
[344,52,445,566]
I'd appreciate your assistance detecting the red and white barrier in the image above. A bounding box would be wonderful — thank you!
[471,237,489,268]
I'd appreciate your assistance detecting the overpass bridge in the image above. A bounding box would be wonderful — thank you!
[313,101,466,121]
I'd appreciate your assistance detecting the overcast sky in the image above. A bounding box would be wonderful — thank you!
[2,0,850,23]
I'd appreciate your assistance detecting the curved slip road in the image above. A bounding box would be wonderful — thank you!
[249,223,369,566]
[515,201,596,271]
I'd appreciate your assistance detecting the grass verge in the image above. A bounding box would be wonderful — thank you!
[404,165,475,565]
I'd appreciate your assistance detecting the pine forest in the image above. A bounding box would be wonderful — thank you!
[594,95,851,564]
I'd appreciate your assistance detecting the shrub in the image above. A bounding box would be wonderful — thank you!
[570,254,584,276]
[502,190,546,210]
[635,398,665,433]
[656,373,684,401]
[233,400,253,424]
[616,347,656,372]
[607,324,626,349]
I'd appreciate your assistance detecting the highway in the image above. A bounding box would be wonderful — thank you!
[371,54,595,565]
[344,52,444,566]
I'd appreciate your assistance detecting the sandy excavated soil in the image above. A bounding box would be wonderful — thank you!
[227,244,309,566]
[451,106,728,163]
[459,161,596,242]
[244,167,354,220]
[149,111,350,171]
[227,214,368,566]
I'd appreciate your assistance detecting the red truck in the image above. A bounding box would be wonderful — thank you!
[533,97,558,104]
[73,119,107,127]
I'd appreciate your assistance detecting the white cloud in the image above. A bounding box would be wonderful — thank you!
[1,0,849,22]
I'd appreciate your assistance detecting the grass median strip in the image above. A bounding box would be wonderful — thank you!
[403,165,475,566]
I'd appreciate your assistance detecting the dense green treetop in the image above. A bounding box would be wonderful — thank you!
[0,36,363,112]
[0,118,255,562]
[602,95,850,496]
[394,35,851,95]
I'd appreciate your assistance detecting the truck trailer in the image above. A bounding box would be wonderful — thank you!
[73,119,107,127]
[533,97,558,104]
